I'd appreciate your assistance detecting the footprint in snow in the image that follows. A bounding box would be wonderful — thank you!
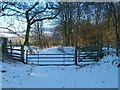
[1,70,6,73]
[102,81,105,83]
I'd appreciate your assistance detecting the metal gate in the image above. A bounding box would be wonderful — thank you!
[26,52,75,66]
[77,46,103,62]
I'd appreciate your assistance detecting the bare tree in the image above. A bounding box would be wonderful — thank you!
[108,2,120,55]
[24,2,61,46]
[0,2,61,46]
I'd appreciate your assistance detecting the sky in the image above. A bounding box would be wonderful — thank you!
[0,2,60,37]
[0,14,59,37]
[0,0,119,2]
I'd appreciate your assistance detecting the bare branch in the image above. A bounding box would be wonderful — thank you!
[1,13,16,16]
[6,7,25,14]
[0,26,23,38]
[25,2,39,22]
[0,5,25,17]
[31,9,61,25]
[1,3,9,11]
[29,3,48,22]
[27,2,39,12]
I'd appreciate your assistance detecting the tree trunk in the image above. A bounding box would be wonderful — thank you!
[64,20,67,46]
[24,23,31,46]
[77,3,80,46]
[110,2,120,56]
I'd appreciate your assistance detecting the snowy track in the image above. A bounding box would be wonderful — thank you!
[2,55,119,88]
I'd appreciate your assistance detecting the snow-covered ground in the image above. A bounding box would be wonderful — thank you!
[2,55,119,88]
[1,46,119,88]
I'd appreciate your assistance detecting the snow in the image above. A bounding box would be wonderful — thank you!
[38,47,63,54]
[1,46,119,88]
[58,46,75,54]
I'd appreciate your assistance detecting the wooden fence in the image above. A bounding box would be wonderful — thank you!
[7,40,25,63]
[6,40,120,66]
[77,46,103,62]
[101,42,120,56]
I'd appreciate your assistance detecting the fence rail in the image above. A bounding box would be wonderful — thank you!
[26,53,75,65]
[77,45,103,62]
[7,46,24,63]
[27,57,75,59]
[28,54,74,55]
[28,60,74,62]
[7,40,24,63]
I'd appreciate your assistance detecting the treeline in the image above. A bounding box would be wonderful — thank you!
[31,2,120,49]
[57,2,120,46]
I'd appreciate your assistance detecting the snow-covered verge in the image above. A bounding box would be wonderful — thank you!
[1,55,119,88]
[58,46,75,54]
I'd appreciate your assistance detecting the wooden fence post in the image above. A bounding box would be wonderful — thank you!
[75,46,78,66]
[99,42,103,58]
[0,40,2,60]
[38,52,39,65]
[25,50,28,64]
[116,42,119,56]
[21,45,24,63]
[107,43,109,55]
[10,40,12,58]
